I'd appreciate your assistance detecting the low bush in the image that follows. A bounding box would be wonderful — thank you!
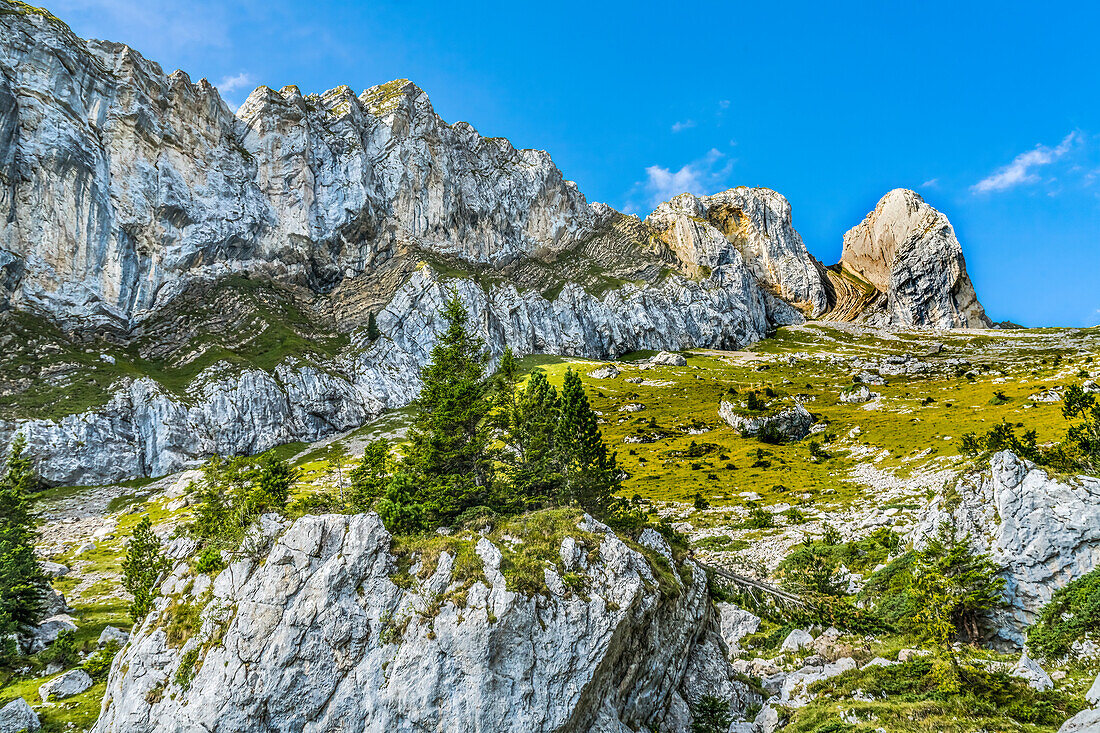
[1027,566,1100,658]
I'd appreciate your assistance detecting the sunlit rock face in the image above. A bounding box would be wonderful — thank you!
[839,188,990,328]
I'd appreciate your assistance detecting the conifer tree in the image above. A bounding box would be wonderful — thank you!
[367,311,381,342]
[122,515,169,623]
[506,370,562,507]
[555,369,620,517]
[348,439,391,510]
[249,453,298,513]
[403,294,494,523]
[0,436,46,635]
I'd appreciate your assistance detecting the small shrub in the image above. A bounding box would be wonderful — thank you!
[783,507,806,524]
[193,547,226,575]
[741,506,775,529]
[39,628,79,668]
[82,640,121,681]
[1027,565,1100,658]
[692,492,710,511]
[174,646,200,690]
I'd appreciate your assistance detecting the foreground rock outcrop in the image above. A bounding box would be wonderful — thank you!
[833,189,990,328]
[94,513,755,732]
[912,451,1100,645]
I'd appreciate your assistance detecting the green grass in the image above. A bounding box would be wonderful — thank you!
[0,275,350,421]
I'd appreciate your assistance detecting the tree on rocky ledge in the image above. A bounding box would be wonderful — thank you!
[122,515,169,623]
[557,368,620,517]
[403,293,494,524]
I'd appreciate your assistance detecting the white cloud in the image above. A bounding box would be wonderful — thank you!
[624,148,735,213]
[671,119,696,133]
[217,72,254,94]
[718,100,730,109]
[972,132,1080,194]
[920,178,939,188]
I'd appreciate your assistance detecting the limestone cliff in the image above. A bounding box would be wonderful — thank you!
[0,2,991,486]
[93,512,756,732]
[911,451,1100,646]
[829,189,990,328]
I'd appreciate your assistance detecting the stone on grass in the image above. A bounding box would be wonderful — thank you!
[588,365,620,380]
[98,626,129,647]
[40,562,68,579]
[779,629,813,653]
[39,669,92,702]
[1010,652,1053,691]
[21,616,77,655]
[650,351,687,367]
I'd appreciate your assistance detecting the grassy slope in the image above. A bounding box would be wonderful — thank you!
[4,323,1098,730]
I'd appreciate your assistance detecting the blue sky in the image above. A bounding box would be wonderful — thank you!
[49,0,1100,327]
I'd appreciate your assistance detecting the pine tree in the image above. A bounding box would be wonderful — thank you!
[691,696,732,733]
[367,311,381,342]
[506,370,562,508]
[0,436,46,636]
[403,294,494,523]
[556,369,620,517]
[348,439,391,511]
[249,452,298,513]
[122,515,169,623]
[376,473,427,534]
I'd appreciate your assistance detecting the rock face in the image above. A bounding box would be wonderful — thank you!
[835,189,990,328]
[911,451,1100,645]
[0,697,39,733]
[0,4,595,327]
[0,4,990,486]
[94,513,753,732]
[6,262,794,485]
[0,2,811,485]
[645,189,829,317]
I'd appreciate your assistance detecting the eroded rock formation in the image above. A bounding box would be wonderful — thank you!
[829,189,990,328]
[912,451,1100,646]
[93,513,756,732]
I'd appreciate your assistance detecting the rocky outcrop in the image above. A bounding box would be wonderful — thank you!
[0,4,991,486]
[911,451,1100,645]
[833,189,990,328]
[0,2,815,484]
[94,512,755,732]
[718,400,814,442]
[0,3,598,328]
[645,189,829,317]
[0,697,39,733]
[6,261,796,485]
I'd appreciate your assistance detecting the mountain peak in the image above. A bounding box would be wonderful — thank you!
[836,189,990,328]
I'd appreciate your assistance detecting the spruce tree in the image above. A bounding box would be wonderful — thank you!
[506,369,562,508]
[403,294,494,523]
[348,439,391,511]
[249,452,298,513]
[122,515,169,623]
[0,436,46,634]
[367,311,381,342]
[555,369,620,517]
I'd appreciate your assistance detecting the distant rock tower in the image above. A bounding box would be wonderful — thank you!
[828,189,990,328]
